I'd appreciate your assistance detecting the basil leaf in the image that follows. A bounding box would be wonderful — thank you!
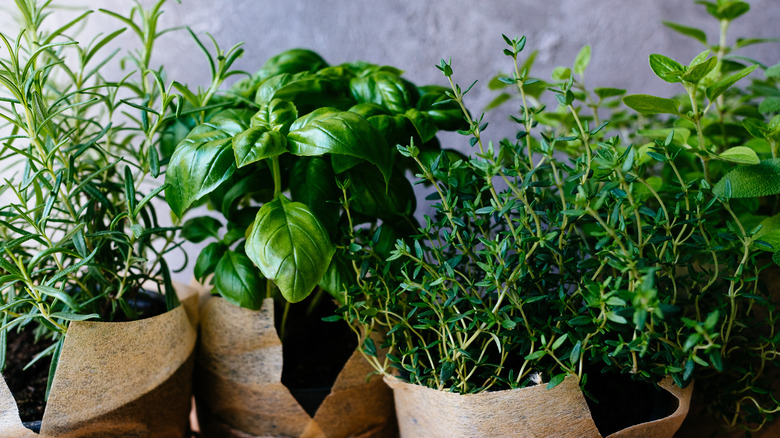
[214,250,265,310]
[233,125,288,168]
[194,242,227,282]
[417,85,465,131]
[289,156,340,235]
[404,108,437,143]
[165,117,246,217]
[251,98,298,133]
[287,109,393,184]
[245,195,335,303]
[350,72,416,114]
[181,216,223,243]
[256,73,348,111]
[261,48,328,76]
[347,163,415,219]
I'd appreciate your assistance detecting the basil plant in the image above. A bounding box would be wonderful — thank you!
[165,49,463,308]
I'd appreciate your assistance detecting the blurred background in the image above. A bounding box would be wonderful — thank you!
[1,0,778,281]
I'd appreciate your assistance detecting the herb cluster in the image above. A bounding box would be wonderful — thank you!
[344,0,780,431]
[165,48,465,317]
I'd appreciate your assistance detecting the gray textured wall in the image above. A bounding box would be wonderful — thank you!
[156,0,779,112]
[29,0,778,115]
[78,0,779,153]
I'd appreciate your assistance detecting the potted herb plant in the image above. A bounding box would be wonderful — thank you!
[617,1,780,434]
[164,45,465,436]
[342,5,778,433]
[0,1,200,435]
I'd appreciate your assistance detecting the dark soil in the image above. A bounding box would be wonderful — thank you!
[275,292,358,416]
[4,326,53,423]
[583,369,678,436]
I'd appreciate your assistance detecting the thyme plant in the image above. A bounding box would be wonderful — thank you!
[344,1,779,431]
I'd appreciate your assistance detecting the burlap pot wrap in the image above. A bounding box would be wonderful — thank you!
[385,374,692,438]
[194,296,395,438]
[0,282,199,437]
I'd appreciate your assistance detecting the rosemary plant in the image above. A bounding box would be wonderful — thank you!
[0,0,189,396]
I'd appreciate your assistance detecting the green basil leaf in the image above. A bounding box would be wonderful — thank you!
[367,114,415,155]
[214,250,264,310]
[417,85,465,131]
[288,109,393,184]
[649,54,684,83]
[251,98,298,133]
[194,242,227,282]
[350,72,416,113]
[713,158,780,198]
[717,146,760,164]
[256,73,348,111]
[317,256,355,301]
[289,157,340,235]
[165,118,246,217]
[330,155,362,175]
[348,103,390,118]
[245,195,335,303]
[261,48,328,76]
[217,169,273,217]
[347,163,415,219]
[404,108,437,143]
[181,216,223,243]
[159,116,198,159]
[706,64,758,102]
[623,94,681,115]
[233,125,288,168]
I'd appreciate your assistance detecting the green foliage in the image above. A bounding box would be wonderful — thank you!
[0,0,188,387]
[245,196,334,303]
[165,48,465,308]
[344,3,780,433]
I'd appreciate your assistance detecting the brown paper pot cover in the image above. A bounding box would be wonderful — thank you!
[0,282,199,438]
[194,295,395,438]
[385,374,692,438]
